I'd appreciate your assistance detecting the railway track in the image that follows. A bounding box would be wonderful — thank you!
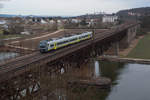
[0,23,139,83]
[0,37,93,82]
[0,52,40,68]
[0,53,41,73]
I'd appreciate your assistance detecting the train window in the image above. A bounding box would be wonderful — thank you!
[81,35,88,38]
[40,45,45,48]
[79,36,82,39]
[57,40,68,45]
[69,38,77,41]
[57,42,62,45]
[50,44,54,47]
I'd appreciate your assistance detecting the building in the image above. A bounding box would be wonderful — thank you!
[49,19,56,24]
[0,19,8,29]
[41,19,48,24]
[128,12,141,17]
[0,20,6,25]
[71,18,81,23]
[102,15,118,23]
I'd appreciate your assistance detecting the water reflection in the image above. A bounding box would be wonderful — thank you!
[100,61,125,82]
[65,61,150,100]
[94,61,101,78]
[61,68,65,74]
[106,63,150,100]
[34,60,150,100]
[0,52,19,62]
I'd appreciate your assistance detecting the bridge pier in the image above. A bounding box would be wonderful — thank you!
[114,42,119,56]
[104,25,139,56]
[103,41,119,56]
[119,26,138,49]
[0,23,141,100]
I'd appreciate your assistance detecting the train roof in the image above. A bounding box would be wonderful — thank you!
[44,31,92,44]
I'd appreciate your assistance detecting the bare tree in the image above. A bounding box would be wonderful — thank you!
[6,17,25,34]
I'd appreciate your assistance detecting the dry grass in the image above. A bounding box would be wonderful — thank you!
[127,33,150,59]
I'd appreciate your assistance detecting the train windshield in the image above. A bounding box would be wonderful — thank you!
[39,41,47,48]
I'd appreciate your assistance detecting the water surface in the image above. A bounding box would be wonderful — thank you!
[67,61,150,100]
[0,52,19,62]
[105,63,150,100]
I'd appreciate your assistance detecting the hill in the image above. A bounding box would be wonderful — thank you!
[0,14,18,18]
[117,7,150,16]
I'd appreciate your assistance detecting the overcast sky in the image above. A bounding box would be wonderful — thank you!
[0,0,150,16]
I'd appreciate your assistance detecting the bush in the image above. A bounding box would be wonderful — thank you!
[3,30,10,35]
[139,16,150,34]
[0,40,4,46]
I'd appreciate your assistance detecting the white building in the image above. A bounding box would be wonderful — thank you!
[0,20,6,25]
[0,20,8,29]
[57,20,63,27]
[102,15,118,23]
[49,20,56,24]
[57,20,62,24]
[41,19,47,24]
[21,31,30,35]
[71,19,81,23]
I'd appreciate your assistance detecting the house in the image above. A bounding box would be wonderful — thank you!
[49,19,56,24]
[102,15,118,23]
[128,12,141,17]
[41,19,47,24]
[0,19,8,29]
[21,31,30,35]
[87,18,101,27]
[71,18,81,23]
[57,19,65,28]
[0,20,6,25]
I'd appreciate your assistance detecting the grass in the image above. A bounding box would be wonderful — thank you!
[0,29,26,39]
[0,34,25,39]
[127,33,150,59]
[0,30,3,35]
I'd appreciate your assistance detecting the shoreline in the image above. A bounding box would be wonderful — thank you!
[97,56,150,65]
[119,35,145,57]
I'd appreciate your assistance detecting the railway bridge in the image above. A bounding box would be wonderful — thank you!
[0,22,140,100]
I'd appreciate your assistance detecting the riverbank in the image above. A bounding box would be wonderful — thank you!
[119,35,144,57]
[98,56,150,64]
[99,33,150,64]
[127,33,150,59]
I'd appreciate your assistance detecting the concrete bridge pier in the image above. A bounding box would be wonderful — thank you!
[0,23,141,100]
[119,26,138,49]
[104,24,139,56]
[104,41,119,56]
[114,41,119,56]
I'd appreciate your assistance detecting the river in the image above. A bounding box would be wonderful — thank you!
[95,61,150,100]
[58,60,150,100]
[1,52,150,100]
[0,52,19,62]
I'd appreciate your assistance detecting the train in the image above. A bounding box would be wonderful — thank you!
[39,31,92,53]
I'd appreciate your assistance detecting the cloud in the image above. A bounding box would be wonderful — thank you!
[0,3,3,8]
[0,0,150,16]
[0,0,10,9]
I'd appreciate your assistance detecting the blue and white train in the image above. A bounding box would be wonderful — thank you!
[39,32,92,53]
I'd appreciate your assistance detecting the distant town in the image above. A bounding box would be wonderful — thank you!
[1,4,150,100]
[0,7,149,38]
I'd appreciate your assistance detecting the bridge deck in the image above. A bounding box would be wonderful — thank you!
[0,23,138,82]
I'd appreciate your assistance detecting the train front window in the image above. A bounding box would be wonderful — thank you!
[50,44,54,47]
[40,41,47,48]
[40,45,45,48]
[40,43,46,48]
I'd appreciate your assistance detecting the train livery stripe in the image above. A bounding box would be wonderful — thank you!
[55,35,91,49]
[54,42,57,49]
[40,32,92,52]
